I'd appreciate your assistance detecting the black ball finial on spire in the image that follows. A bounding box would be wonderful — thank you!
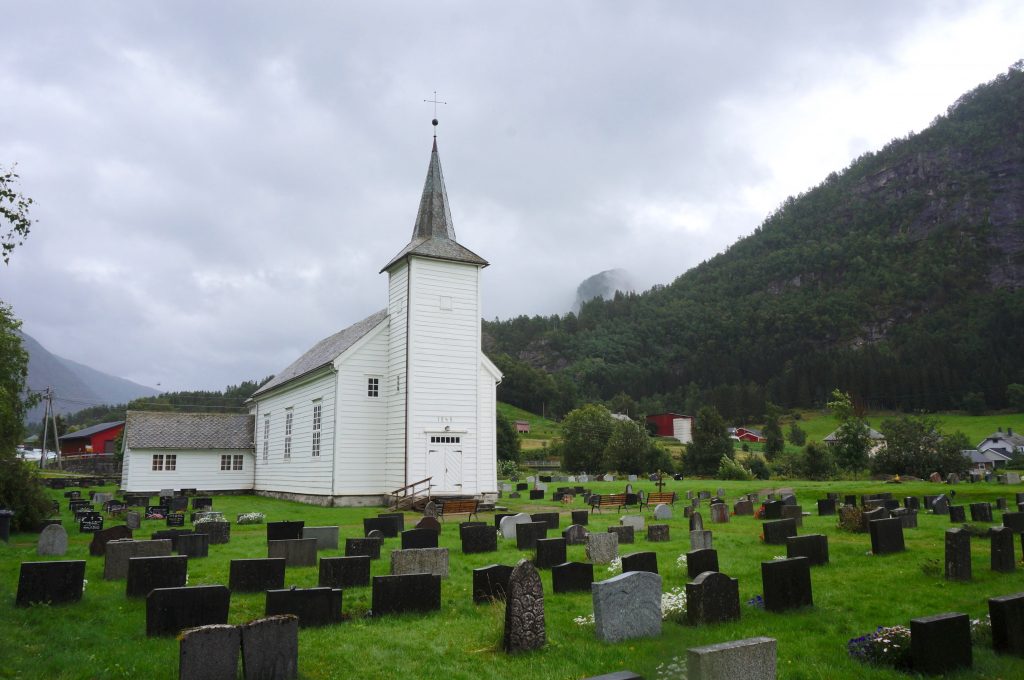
[432,118,438,127]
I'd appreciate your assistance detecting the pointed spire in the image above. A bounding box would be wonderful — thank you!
[412,140,456,241]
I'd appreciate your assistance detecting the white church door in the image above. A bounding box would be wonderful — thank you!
[427,434,463,493]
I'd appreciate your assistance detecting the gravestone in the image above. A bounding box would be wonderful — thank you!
[762,518,797,545]
[592,571,662,643]
[302,526,339,551]
[473,564,514,603]
[503,559,546,652]
[191,496,213,510]
[266,587,342,627]
[562,524,589,545]
[996,497,1007,511]
[362,517,397,538]
[535,537,567,569]
[78,512,104,533]
[948,505,967,523]
[620,515,645,532]
[1003,512,1024,532]
[146,585,230,636]
[176,533,210,559]
[268,538,318,567]
[844,494,857,506]
[414,516,442,533]
[647,524,670,542]
[689,512,704,531]
[761,557,812,612]
[586,532,619,564]
[690,530,713,550]
[862,506,889,524]
[423,501,438,517]
[104,539,173,580]
[687,548,719,579]
[816,499,836,516]
[989,592,1024,657]
[401,528,439,550]
[345,537,383,560]
[932,495,950,515]
[146,506,169,520]
[229,558,286,592]
[911,612,972,674]
[687,637,777,680]
[733,500,754,516]
[516,483,528,491]
[390,547,449,578]
[459,521,487,538]
[319,555,371,589]
[494,513,514,529]
[923,495,938,510]
[516,522,548,550]
[127,554,188,597]
[780,505,803,527]
[945,528,972,581]
[500,513,533,540]
[266,521,304,542]
[894,508,919,529]
[552,561,594,594]
[686,571,740,626]
[653,503,673,520]
[905,496,921,510]
[571,510,589,526]
[241,615,299,680]
[152,529,194,550]
[869,518,905,555]
[378,513,406,535]
[607,525,635,544]
[169,496,189,512]
[1007,472,1022,484]
[461,524,498,554]
[970,503,993,523]
[786,534,829,566]
[991,527,1016,573]
[531,512,560,530]
[16,560,86,607]
[37,524,69,556]
[166,512,185,528]
[763,501,784,520]
[710,503,729,524]
[529,490,545,500]
[178,624,240,680]
[194,520,230,545]
[621,551,658,574]
[88,525,133,557]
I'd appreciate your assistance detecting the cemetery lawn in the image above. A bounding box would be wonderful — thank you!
[2,480,1024,679]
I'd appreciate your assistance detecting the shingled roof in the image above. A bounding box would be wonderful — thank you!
[125,411,254,450]
[381,139,488,272]
[251,309,389,397]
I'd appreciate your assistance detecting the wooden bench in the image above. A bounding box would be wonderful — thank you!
[437,498,479,522]
[643,491,677,510]
[589,493,627,514]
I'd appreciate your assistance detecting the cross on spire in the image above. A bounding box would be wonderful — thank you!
[423,91,447,135]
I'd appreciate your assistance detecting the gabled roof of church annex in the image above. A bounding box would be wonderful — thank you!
[251,309,388,398]
[381,139,488,272]
[125,411,254,450]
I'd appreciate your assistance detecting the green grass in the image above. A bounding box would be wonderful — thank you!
[4,480,1024,679]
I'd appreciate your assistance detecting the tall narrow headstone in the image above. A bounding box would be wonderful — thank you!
[989,592,1024,657]
[991,526,1016,573]
[945,528,972,581]
[503,559,546,653]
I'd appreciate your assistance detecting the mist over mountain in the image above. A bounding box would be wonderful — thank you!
[573,269,637,312]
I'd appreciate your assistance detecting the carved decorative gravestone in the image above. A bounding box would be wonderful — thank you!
[229,558,286,592]
[37,524,69,556]
[503,559,546,653]
[319,555,371,588]
[686,570,740,626]
[592,571,662,642]
[911,612,971,674]
[647,524,670,542]
[586,532,619,564]
[945,528,972,581]
[473,564,514,603]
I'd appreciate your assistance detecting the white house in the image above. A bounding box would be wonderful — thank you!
[245,137,501,506]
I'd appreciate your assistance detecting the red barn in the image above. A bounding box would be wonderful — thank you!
[646,412,693,440]
[58,421,125,455]
[734,427,766,443]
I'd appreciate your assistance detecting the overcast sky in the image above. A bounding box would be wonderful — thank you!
[1,1,1021,395]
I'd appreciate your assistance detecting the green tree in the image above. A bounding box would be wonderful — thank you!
[961,391,987,415]
[1,166,34,264]
[787,420,807,446]
[827,389,871,472]
[603,418,649,474]
[495,409,521,464]
[1007,383,1024,411]
[801,441,836,480]
[560,403,614,473]
[763,401,784,460]
[684,406,733,476]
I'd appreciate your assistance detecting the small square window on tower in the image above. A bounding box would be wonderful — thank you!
[439,295,452,311]
[367,377,380,398]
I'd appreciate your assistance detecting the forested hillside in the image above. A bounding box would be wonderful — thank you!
[484,64,1024,421]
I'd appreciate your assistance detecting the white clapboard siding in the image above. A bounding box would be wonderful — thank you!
[476,359,500,492]
[385,262,409,491]
[122,449,255,492]
[333,321,389,494]
[252,369,337,496]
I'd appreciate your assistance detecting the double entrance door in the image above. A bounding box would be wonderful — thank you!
[427,434,462,493]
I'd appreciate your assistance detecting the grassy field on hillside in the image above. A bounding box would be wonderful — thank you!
[4,479,1024,679]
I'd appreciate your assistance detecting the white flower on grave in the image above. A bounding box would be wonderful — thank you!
[81,579,88,593]
[573,613,595,626]
[773,555,786,560]
[675,554,687,569]
[607,557,622,574]
[661,586,687,620]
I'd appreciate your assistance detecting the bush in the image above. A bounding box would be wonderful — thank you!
[746,454,771,480]
[847,625,912,669]
[0,455,51,531]
[498,459,521,482]
[717,455,754,480]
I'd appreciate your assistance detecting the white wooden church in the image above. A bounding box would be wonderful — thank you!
[121,137,502,505]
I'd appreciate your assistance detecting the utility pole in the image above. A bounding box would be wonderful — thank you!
[38,387,61,470]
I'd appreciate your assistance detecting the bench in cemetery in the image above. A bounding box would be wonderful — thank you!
[643,491,677,509]
[437,499,479,522]
[590,493,627,514]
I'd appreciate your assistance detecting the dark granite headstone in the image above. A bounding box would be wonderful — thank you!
[816,499,836,516]
[763,501,784,520]
[241,615,299,680]
[621,551,658,574]
[515,522,548,550]
[571,510,589,526]
[762,518,797,545]
[146,585,230,636]
[371,573,442,616]
[516,483,528,491]
[378,513,405,534]
[686,548,719,579]
[401,528,439,550]
[931,495,949,515]
[169,496,189,512]
[229,558,286,592]
[265,587,342,627]
[862,507,889,524]
[733,500,753,516]
[15,560,85,607]
[152,529,197,551]
[268,538,318,567]
[363,517,397,537]
[551,562,594,594]
[503,559,546,652]
[989,592,1024,657]
[458,521,487,539]
[461,524,498,554]
[991,527,1016,573]
[1003,512,1024,532]
[473,564,514,603]
[166,512,185,527]
[176,533,209,558]
[78,512,103,533]
[786,534,829,566]
[761,557,812,612]
[996,497,1007,511]
[869,518,905,555]
[267,521,304,541]
[535,538,567,569]
[146,505,169,520]
[531,512,560,530]
[969,503,993,523]
[319,555,371,588]
[945,528,972,581]
[414,516,442,533]
[905,496,921,510]
[529,490,545,500]
[780,505,803,528]
[191,496,213,510]
[607,525,635,544]
[647,524,670,542]
[194,520,230,544]
[88,525,132,557]
[127,554,188,597]
[685,571,740,626]
[948,505,967,523]
[911,612,971,674]
[844,495,857,506]
[345,537,383,560]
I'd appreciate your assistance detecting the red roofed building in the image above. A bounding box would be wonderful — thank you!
[58,421,125,455]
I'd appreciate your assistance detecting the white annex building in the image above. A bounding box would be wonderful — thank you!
[122,138,502,505]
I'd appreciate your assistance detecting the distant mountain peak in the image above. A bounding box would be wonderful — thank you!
[573,268,636,312]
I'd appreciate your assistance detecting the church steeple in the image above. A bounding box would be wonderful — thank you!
[381,137,488,272]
